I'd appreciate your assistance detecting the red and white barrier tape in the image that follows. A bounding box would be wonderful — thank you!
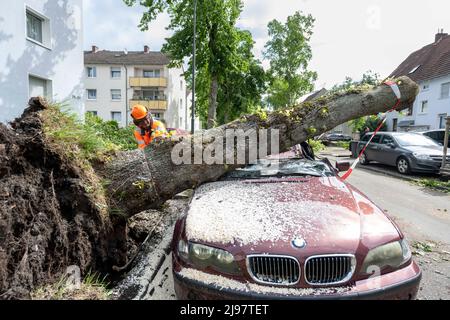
[341,81,402,180]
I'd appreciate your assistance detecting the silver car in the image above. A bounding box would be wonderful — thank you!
[357,132,446,174]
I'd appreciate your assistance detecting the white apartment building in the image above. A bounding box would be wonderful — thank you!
[386,31,450,132]
[84,45,200,130]
[0,0,84,123]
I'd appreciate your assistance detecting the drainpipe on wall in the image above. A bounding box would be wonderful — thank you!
[124,64,128,127]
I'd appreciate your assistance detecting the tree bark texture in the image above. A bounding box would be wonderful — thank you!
[207,74,219,129]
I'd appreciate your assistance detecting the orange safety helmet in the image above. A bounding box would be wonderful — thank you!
[131,104,148,120]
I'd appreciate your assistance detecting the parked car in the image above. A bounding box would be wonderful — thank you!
[421,129,450,148]
[357,132,446,174]
[172,155,421,300]
[321,133,352,142]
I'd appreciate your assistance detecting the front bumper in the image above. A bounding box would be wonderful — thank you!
[410,157,441,173]
[173,261,421,300]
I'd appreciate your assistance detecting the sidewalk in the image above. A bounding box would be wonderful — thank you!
[318,146,352,158]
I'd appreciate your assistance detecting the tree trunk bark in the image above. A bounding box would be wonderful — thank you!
[102,77,419,218]
[207,74,219,128]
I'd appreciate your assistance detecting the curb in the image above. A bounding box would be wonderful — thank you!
[355,164,420,182]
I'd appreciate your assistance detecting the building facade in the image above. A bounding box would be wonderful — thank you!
[0,0,84,123]
[386,31,450,132]
[84,46,200,130]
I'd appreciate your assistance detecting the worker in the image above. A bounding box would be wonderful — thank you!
[131,104,168,149]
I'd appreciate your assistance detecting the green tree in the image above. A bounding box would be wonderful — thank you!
[264,11,317,109]
[216,30,267,124]
[124,0,257,128]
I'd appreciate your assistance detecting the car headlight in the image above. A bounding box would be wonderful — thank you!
[177,239,189,260]
[413,153,432,160]
[177,241,241,275]
[361,239,411,275]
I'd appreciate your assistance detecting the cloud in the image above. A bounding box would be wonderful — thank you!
[83,0,170,51]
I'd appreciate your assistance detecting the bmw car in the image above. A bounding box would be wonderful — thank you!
[171,152,421,300]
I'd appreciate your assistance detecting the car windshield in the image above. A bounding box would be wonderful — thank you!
[395,134,440,147]
[222,159,334,180]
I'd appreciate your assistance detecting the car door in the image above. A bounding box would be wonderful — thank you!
[377,135,398,166]
[365,134,382,161]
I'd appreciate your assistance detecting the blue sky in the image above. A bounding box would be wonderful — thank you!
[83,0,450,88]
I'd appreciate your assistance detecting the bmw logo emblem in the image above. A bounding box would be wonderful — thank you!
[292,238,307,249]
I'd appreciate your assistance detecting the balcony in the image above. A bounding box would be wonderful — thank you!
[129,77,167,87]
[129,100,168,110]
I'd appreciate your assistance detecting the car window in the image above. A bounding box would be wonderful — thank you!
[361,134,370,142]
[371,135,381,144]
[436,131,445,141]
[380,135,394,145]
[425,132,437,140]
[222,159,335,180]
[395,134,440,147]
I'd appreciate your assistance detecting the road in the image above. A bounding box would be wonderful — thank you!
[348,166,450,299]
[140,165,450,300]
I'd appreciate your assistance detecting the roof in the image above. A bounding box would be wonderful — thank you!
[84,50,171,66]
[390,34,450,83]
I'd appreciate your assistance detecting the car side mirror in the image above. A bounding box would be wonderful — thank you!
[388,143,396,148]
[336,161,350,172]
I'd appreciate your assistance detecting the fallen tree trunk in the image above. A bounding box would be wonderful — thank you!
[103,76,419,217]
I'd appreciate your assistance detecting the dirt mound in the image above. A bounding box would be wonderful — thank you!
[0,98,126,299]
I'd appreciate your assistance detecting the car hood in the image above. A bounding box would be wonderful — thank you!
[403,145,443,155]
[185,177,400,255]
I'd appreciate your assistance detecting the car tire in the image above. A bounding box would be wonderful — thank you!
[360,152,370,165]
[397,157,411,175]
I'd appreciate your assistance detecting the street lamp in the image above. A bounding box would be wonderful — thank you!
[191,0,197,134]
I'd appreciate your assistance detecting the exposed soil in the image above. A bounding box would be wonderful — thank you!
[0,98,127,299]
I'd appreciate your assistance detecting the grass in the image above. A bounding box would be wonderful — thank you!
[42,103,136,162]
[31,270,111,300]
[334,141,350,150]
[414,178,450,193]
[309,139,326,154]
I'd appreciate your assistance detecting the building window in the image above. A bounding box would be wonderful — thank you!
[422,83,430,91]
[180,98,183,110]
[111,112,122,123]
[111,67,121,78]
[29,75,52,98]
[180,80,183,90]
[26,8,50,48]
[392,118,398,132]
[111,89,121,100]
[143,69,160,78]
[86,111,98,116]
[26,12,43,43]
[87,67,97,78]
[439,114,448,129]
[87,89,97,100]
[153,113,162,119]
[441,82,450,99]
[142,90,163,100]
[420,101,428,113]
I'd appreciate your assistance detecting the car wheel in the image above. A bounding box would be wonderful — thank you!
[397,157,411,174]
[360,152,370,165]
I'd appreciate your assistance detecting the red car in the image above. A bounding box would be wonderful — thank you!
[171,153,421,300]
